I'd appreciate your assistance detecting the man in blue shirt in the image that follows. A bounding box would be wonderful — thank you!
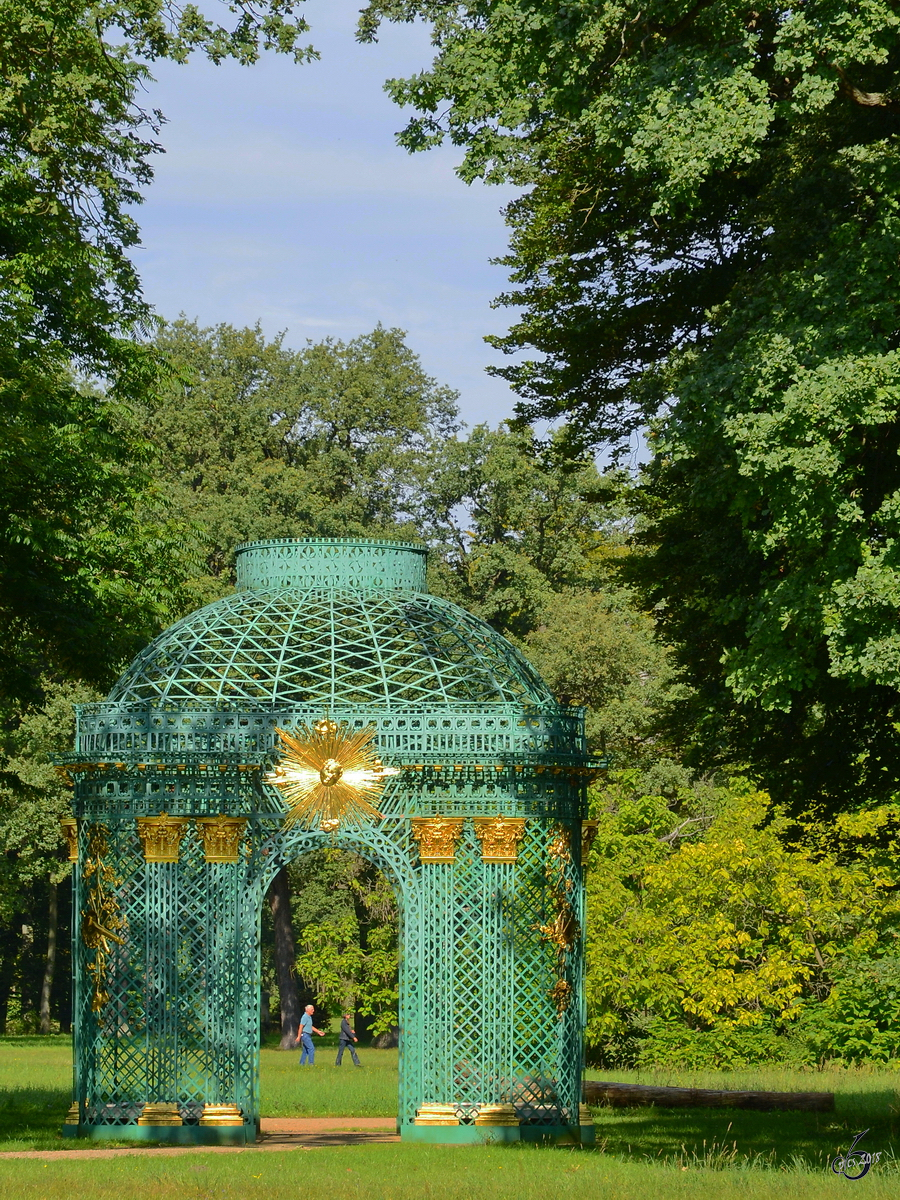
[298,1004,324,1066]
[335,1013,361,1067]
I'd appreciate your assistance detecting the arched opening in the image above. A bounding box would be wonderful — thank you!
[253,826,414,1123]
[262,848,400,1045]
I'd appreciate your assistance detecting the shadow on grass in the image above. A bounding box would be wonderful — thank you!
[588,1088,900,1170]
[0,1085,72,1150]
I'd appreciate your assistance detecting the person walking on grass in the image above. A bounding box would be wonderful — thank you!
[298,1004,324,1066]
[335,1013,361,1067]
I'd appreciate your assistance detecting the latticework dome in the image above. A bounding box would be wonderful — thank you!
[108,539,552,710]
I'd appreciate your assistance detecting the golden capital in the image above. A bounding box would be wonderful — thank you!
[59,818,78,863]
[136,814,189,863]
[473,816,527,863]
[196,816,248,863]
[411,816,465,863]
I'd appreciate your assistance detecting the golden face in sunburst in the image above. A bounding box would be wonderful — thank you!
[264,718,399,830]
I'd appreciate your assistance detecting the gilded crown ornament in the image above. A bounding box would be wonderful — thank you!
[265,718,399,830]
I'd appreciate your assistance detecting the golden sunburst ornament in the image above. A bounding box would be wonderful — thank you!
[264,718,399,830]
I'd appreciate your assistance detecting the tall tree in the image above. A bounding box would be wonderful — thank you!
[361,0,900,814]
[266,868,302,1050]
[414,423,625,635]
[136,319,459,601]
[413,423,683,774]
[0,1,313,698]
[0,678,99,1031]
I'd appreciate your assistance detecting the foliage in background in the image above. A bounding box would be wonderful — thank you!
[135,319,458,607]
[361,0,900,819]
[0,679,101,1032]
[585,779,900,1068]
[0,1,313,704]
[0,366,196,708]
[412,425,624,632]
[261,850,399,1037]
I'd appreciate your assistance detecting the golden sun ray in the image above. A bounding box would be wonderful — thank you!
[264,718,399,830]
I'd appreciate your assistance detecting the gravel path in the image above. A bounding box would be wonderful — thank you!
[0,1117,399,1159]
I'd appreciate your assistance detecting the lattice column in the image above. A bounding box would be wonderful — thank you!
[190,818,253,1126]
[79,818,146,1125]
[416,860,457,1108]
[140,842,184,1102]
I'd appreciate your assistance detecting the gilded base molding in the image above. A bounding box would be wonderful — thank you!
[64,1102,80,1125]
[137,1102,182,1126]
[199,1103,243,1126]
[474,1103,519,1127]
[414,1103,459,1126]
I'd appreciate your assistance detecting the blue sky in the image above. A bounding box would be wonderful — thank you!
[134,3,522,427]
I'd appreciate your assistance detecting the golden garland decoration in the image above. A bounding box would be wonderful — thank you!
[264,718,399,830]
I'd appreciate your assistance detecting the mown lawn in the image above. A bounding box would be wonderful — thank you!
[0,1037,897,1198]
[2,1141,900,1200]
[261,1037,398,1116]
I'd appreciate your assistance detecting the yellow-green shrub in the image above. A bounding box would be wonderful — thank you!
[584,779,900,1066]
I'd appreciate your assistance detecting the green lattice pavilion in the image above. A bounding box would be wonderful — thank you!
[60,538,598,1144]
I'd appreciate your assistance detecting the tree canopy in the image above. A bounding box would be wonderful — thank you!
[0,0,313,701]
[361,0,900,814]
[135,319,458,602]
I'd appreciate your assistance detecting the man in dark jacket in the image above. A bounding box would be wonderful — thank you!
[335,1012,361,1066]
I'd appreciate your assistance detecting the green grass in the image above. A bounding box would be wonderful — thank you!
[586,1062,900,1172]
[0,1038,898,1198]
[0,1036,398,1149]
[260,1041,398,1117]
[0,1142,899,1200]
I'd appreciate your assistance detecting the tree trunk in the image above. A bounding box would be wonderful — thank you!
[0,942,16,1035]
[582,1081,835,1112]
[267,868,301,1049]
[40,883,58,1035]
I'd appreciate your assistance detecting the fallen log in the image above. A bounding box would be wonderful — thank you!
[582,1080,834,1113]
